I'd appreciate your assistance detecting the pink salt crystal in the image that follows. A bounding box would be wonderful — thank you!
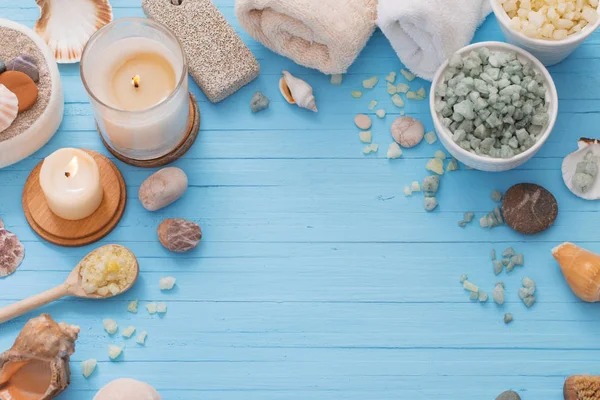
[0,226,24,276]
[390,116,424,148]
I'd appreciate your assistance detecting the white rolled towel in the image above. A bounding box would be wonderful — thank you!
[235,0,378,74]
[377,0,492,81]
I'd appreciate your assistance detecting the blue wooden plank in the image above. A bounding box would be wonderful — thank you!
[1,1,600,399]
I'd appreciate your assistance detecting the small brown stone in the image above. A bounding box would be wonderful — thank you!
[564,375,600,400]
[354,114,372,130]
[157,218,202,253]
[502,183,558,235]
[0,71,38,112]
[0,227,25,276]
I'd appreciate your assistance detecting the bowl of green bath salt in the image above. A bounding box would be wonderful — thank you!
[430,41,558,172]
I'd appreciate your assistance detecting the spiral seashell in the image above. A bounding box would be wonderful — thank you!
[279,71,317,112]
[34,0,113,64]
[0,84,18,134]
[552,242,600,302]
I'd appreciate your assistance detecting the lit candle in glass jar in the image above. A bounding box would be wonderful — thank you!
[39,148,103,221]
[81,18,189,161]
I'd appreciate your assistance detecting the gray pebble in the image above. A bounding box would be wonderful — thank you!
[496,390,520,400]
[0,60,5,74]
[250,91,270,113]
[504,313,513,324]
[6,53,39,82]
[424,197,438,212]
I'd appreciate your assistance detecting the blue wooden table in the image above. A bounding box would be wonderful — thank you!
[1,1,599,399]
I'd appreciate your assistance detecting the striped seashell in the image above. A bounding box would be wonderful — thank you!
[0,84,18,134]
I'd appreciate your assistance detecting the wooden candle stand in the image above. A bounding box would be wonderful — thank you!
[22,150,126,247]
[98,93,200,168]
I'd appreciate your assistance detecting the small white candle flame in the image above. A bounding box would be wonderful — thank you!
[132,75,141,88]
[65,156,79,178]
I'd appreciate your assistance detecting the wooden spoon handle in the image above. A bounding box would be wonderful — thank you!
[0,284,69,324]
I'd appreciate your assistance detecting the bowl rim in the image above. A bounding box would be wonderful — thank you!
[429,41,559,166]
[490,0,600,47]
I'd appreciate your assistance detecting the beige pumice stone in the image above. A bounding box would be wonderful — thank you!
[138,167,188,211]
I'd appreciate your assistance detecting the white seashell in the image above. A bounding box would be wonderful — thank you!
[562,138,600,200]
[279,71,318,112]
[0,85,18,134]
[34,0,113,64]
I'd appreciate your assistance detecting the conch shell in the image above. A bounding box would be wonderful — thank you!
[562,138,600,200]
[279,71,318,112]
[0,314,80,399]
[34,0,113,63]
[564,375,600,400]
[552,242,600,302]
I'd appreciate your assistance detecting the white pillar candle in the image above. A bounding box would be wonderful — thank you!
[81,18,190,162]
[39,148,103,221]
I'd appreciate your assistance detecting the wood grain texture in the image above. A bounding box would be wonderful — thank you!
[99,93,201,168]
[22,150,126,247]
[1,1,600,399]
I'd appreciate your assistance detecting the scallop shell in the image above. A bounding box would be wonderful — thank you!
[0,85,18,134]
[0,314,80,400]
[34,0,113,64]
[562,138,600,200]
[279,71,318,112]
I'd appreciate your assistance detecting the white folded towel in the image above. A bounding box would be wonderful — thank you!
[377,0,492,81]
[235,0,377,75]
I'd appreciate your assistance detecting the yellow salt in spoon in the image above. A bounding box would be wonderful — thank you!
[0,244,138,324]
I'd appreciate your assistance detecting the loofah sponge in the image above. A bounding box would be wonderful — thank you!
[142,0,259,103]
[564,376,600,400]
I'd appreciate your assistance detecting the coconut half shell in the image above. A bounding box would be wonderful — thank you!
[0,314,80,400]
[562,138,600,200]
[34,0,113,63]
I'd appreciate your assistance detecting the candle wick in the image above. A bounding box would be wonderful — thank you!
[65,172,71,178]
[132,75,141,89]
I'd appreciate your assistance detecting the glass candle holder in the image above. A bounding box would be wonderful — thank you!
[81,18,189,161]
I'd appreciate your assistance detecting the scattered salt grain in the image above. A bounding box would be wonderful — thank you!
[103,319,118,335]
[491,190,503,202]
[368,100,378,110]
[504,313,513,324]
[478,290,489,302]
[146,303,158,315]
[136,331,148,345]
[491,249,496,260]
[108,345,123,360]
[426,158,445,175]
[387,143,403,159]
[330,74,343,86]
[434,150,447,160]
[351,91,363,98]
[460,274,468,283]
[404,186,413,196]
[422,175,440,195]
[359,131,372,143]
[387,83,397,95]
[385,72,397,83]
[157,303,167,313]
[522,277,536,288]
[411,181,421,192]
[511,254,524,265]
[401,69,417,81]
[424,131,438,144]
[363,76,379,89]
[396,83,410,93]
[463,280,479,292]
[159,277,176,290]
[127,299,138,313]
[424,197,438,211]
[363,144,379,154]
[391,94,405,108]
[122,326,136,338]
[492,282,505,304]
[376,109,386,118]
[502,247,515,257]
[81,359,97,378]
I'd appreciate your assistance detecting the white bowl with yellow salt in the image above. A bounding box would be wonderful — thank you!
[491,0,600,66]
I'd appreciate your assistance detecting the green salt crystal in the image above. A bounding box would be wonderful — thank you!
[396,83,410,93]
[411,181,421,192]
[250,91,270,113]
[385,72,397,83]
[519,287,535,300]
[422,175,440,194]
[426,158,444,175]
[416,88,427,100]
[511,254,524,266]
[363,76,379,89]
[387,82,397,95]
[434,150,446,160]
[463,281,478,292]
[376,109,386,119]
[351,91,363,98]
[391,94,405,108]
[464,212,475,222]
[458,220,467,228]
[504,313,513,324]
[479,216,489,228]
[492,285,505,305]
[491,249,496,260]
[368,100,378,110]
[502,247,515,257]
[493,260,503,275]
[470,290,479,300]
[401,69,416,81]
[424,197,438,212]
[424,132,438,145]
[330,74,343,86]
[407,91,418,99]
[460,274,468,283]
[522,296,536,308]
[501,258,510,266]
[446,158,459,172]
[491,190,503,202]
[506,262,515,272]
[522,277,535,288]
[478,291,488,302]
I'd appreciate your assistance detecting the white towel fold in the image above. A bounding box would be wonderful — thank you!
[377,0,492,80]
[235,0,378,75]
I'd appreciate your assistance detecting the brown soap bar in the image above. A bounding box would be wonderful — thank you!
[142,0,259,103]
[564,375,600,400]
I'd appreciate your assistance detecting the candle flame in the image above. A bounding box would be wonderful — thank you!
[65,156,79,178]
[132,75,141,88]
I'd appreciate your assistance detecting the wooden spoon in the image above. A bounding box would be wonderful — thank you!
[0,244,138,324]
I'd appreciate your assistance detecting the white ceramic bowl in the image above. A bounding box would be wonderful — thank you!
[430,41,558,172]
[491,0,600,66]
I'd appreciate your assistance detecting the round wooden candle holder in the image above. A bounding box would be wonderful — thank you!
[22,150,127,247]
[98,92,201,168]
